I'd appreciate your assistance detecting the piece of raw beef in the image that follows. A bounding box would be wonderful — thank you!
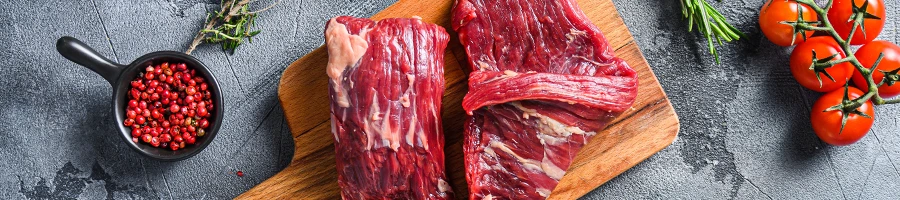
[451,0,639,198]
[325,16,453,200]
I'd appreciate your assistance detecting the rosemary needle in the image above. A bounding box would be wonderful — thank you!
[680,0,747,64]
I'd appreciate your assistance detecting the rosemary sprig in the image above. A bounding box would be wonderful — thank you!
[185,0,280,55]
[680,0,747,64]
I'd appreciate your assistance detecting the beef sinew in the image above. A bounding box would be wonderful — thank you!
[325,16,453,200]
[451,0,639,199]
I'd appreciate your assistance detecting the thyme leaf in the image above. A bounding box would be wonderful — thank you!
[185,0,280,55]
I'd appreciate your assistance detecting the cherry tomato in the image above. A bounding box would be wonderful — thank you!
[851,41,900,97]
[828,0,885,45]
[760,0,817,47]
[790,37,854,92]
[811,87,874,146]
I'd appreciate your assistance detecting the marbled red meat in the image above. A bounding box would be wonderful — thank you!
[325,16,452,200]
[451,0,639,198]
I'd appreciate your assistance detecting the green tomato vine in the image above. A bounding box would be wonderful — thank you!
[789,0,898,131]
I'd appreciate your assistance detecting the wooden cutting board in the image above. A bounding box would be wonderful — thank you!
[238,0,679,199]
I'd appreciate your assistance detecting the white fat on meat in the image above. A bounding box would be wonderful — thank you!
[486,141,565,181]
[488,141,541,172]
[326,19,370,108]
[431,100,440,135]
[565,28,587,42]
[502,70,518,77]
[536,188,552,198]
[540,153,565,180]
[477,61,491,70]
[406,109,429,150]
[331,115,340,143]
[536,133,565,146]
[477,102,597,183]
[483,70,520,83]
[402,73,431,150]
[400,74,415,108]
[437,179,451,193]
[364,92,380,150]
[510,102,595,138]
[405,112,417,147]
[483,144,497,157]
[362,91,400,151]
[329,20,435,151]
[399,95,411,107]
[362,72,429,151]
[385,106,398,150]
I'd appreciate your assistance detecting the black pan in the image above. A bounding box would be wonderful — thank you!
[56,36,223,161]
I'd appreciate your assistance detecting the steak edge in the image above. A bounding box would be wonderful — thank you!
[451,0,639,199]
[325,16,453,200]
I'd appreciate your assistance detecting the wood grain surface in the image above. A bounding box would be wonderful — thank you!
[237,0,679,199]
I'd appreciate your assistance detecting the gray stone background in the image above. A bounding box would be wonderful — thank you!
[1,0,898,199]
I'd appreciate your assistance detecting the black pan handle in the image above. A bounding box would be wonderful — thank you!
[56,36,125,85]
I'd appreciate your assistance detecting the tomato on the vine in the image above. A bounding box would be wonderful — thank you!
[851,41,900,97]
[759,0,817,47]
[811,87,874,146]
[828,0,885,45]
[790,37,854,92]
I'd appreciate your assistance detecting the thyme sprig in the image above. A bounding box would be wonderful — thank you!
[185,0,281,55]
[680,0,747,64]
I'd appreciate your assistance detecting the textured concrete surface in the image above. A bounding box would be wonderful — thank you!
[0,0,898,199]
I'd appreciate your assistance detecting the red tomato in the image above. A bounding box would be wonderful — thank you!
[760,0,817,46]
[790,37,854,92]
[828,0,886,45]
[811,87,874,146]
[851,41,900,97]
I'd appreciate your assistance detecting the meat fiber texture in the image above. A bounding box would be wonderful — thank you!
[325,16,453,200]
[451,0,639,199]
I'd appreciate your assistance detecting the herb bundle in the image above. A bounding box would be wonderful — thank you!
[680,0,747,64]
[185,0,280,55]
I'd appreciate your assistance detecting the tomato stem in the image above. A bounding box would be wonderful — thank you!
[856,88,877,105]
[845,16,860,44]
[816,57,853,69]
[793,0,898,107]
